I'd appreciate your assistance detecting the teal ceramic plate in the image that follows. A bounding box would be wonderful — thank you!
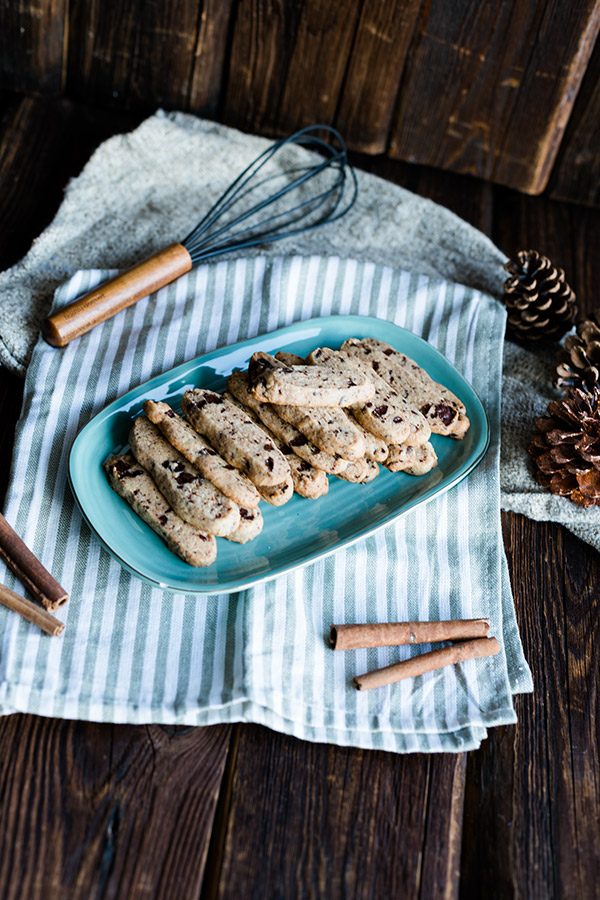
[69,315,489,594]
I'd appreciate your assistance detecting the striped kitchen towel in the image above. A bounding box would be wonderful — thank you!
[0,255,532,752]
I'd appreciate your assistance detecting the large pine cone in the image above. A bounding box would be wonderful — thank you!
[528,388,600,507]
[503,250,576,344]
[556,310,600,394]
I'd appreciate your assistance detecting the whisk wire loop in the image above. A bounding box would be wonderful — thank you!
[182,124,357,264]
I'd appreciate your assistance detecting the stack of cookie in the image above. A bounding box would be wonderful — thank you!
[104,338,469,567]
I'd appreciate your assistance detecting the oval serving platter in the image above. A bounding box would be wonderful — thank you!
[69,315,489,594]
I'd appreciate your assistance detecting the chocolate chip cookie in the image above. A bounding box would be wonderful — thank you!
[129,417,241,537]
[105,454,217,566]
[182,389,291,487]
[342,338,470,439]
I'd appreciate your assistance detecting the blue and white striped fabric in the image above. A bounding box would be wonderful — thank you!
[0,255,532,752]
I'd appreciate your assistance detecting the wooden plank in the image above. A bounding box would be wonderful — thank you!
[66,0,233,114]
[550,37,600,208]
[460,186,600,898]
[223,0,362,137]
[275,0,362,136]
[389,0,600,194]
[223,0,302,133]
[421,755,467,900]
[0,95,142,274]
[205,725,466,900]
[335,0,422,153]
[0,0,67,94]
[461,516,600,899]
[188,0,236,117]
[0,94,80,272]
[0,717,232,899]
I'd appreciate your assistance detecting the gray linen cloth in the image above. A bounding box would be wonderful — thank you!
[0,111,597,549]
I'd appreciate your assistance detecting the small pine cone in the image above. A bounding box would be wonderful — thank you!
[556,309,600,394]
[528,387,600,508]
[503,249,576,344]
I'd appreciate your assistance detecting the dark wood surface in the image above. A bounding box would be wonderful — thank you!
[388,0,600,194]
[550,36,600,208]
[1,1,599,200]
[0,93,598,899]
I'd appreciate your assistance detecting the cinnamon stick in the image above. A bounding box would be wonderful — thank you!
[0,583,64,636]
[0,513,68,610]
[330,619,490,650]
[353,637,501,691]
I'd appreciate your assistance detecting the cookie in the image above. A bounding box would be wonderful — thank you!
[104,454,217,566]
[226,506,264,543]
[335,458,380,484]
[276,403,366,461]
[275,351,305,366]
[225,384,328,500]
[219,391,292,507]
[182,389,291,487]
[384,442,438,475]
[248,352,374,407]
[145,400,260,509]
[227,371,348,475]
[129,417,241,537]
[278,444,329,499]
[308,347,430,447]
[342,338,470,439]
[258,477,294,506]
[273,357,388,463]
[210,391,293,507]
[347,413,389,462]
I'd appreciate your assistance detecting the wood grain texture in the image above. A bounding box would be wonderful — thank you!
[0,718,232,900]
[206,725,466,900]
[1,1,600,204]
[0,94,143,273]
[43,243,192,347]
[0,0,67,93]
[0,94,75,271]
[224,0,362,136]
[188,0,236,116]
[67,0,233,114]
[335,0,422,153]
[461,515,600,900]
[460,184,600,900]
[550,36,600,208]
[389,0,600,194]
[2,1,600,202]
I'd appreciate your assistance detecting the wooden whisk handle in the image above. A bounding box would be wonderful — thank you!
[42,243,193,347]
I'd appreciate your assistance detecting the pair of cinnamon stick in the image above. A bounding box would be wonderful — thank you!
[0,513,67,636]
[330,619,499,690]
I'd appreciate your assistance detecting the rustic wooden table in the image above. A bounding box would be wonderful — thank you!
[0,94,597,900]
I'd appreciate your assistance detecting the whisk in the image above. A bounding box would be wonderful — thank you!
[43,124,358,347]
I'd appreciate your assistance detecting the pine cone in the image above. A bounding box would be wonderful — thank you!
[555,309,600,394]
[503,249,576,344]
[528,388,600,508]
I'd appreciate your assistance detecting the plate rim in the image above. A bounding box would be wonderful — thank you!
[68,314,490,595]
